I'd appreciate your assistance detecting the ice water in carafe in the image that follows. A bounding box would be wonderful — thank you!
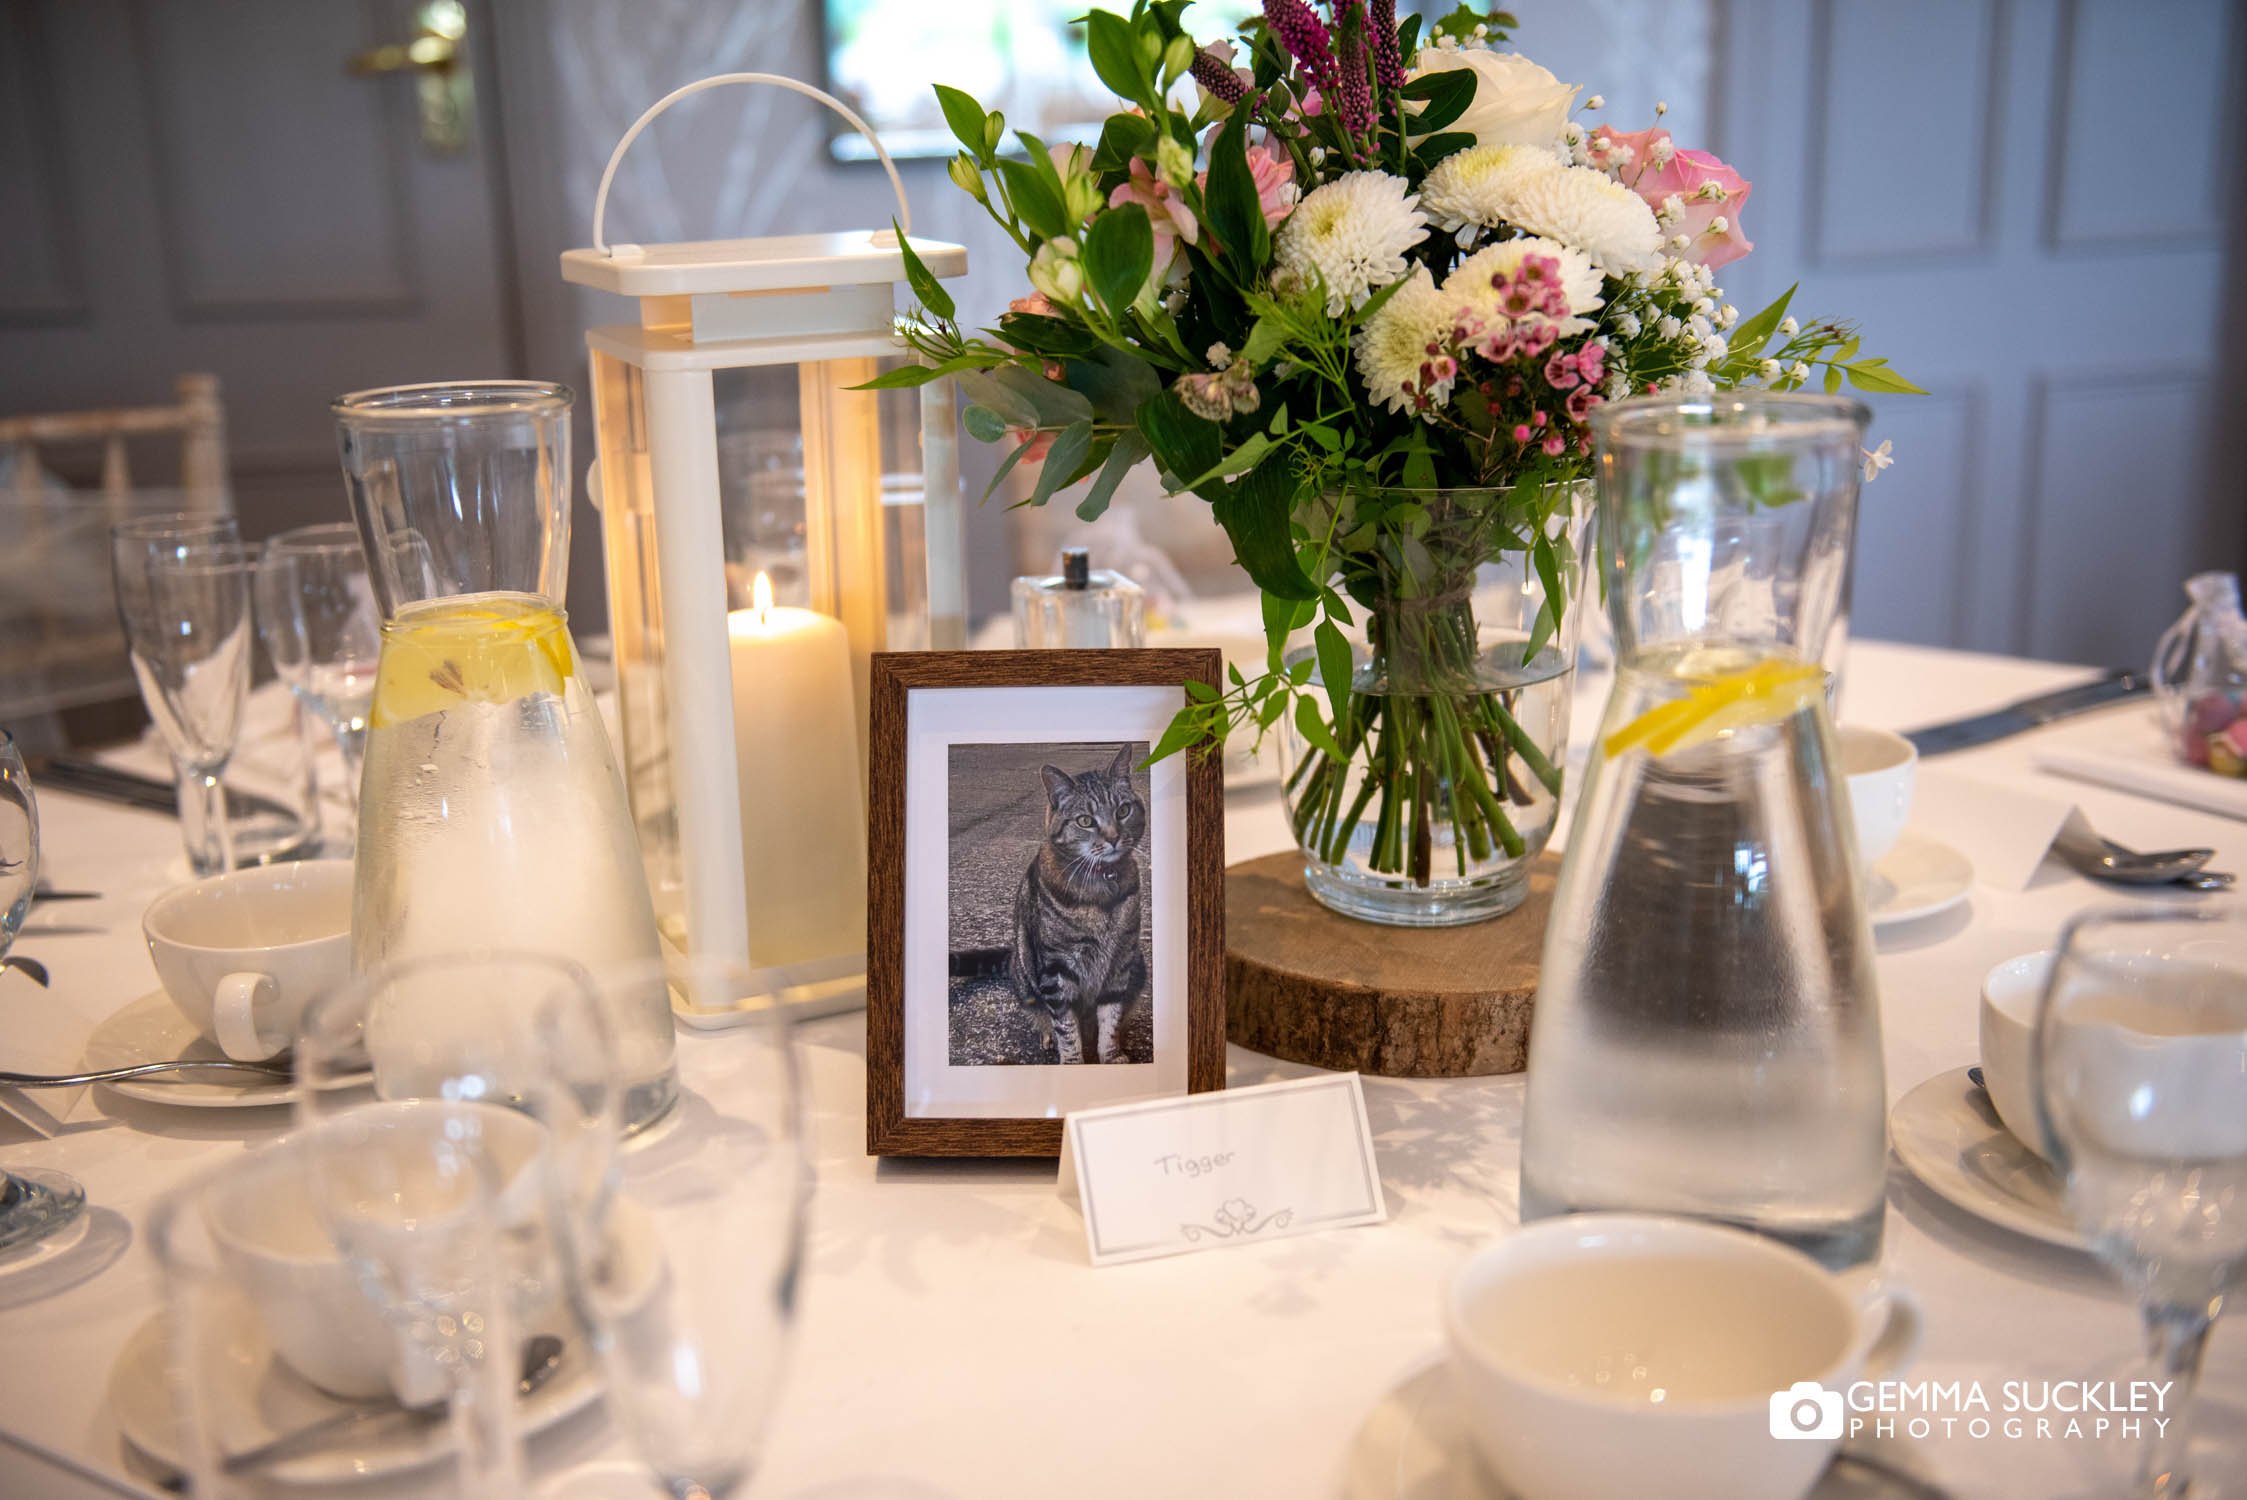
[336,383,676,1130]
[1520,394,1885,1269]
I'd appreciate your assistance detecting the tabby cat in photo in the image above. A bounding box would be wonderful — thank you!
[1010,745,1147,1065]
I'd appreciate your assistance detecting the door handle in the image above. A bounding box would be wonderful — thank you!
[346,0,473,152]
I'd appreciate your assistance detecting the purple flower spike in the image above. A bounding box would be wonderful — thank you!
[1263,0,1338,92]
[1369,0,1405,89]
[1190,45,1248,103]
[1333,0,1374,141]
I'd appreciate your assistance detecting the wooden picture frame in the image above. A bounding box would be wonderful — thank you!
[867,650,1227,1156]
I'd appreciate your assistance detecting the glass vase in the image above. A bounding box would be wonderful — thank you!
[1280,481,1591,926]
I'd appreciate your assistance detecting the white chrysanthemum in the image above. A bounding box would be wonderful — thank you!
[1352,267,1453,415]
[1495,164,1663,272]
[1418,144,1564,240]
[1274,171,1429,316]
[1442,236,1604,331]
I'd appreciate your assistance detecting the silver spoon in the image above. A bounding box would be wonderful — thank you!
[0,957,49,988]
[221,1334,566,1474]
[2052,825,2215,885]
[0,1058,292,1087]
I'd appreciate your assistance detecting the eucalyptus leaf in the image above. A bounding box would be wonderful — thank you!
[1077,428,1150,521]
[1026,420,1095,509]
[961,404,1010,443]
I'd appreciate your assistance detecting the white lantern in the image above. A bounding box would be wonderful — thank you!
[562,75,968,1007]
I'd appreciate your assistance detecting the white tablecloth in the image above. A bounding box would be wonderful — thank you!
[1,640,2242,1499]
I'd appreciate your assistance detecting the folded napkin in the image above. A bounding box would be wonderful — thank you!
[2032,749,2247,823]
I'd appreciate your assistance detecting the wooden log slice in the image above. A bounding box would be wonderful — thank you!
[1224,850,1559,1078]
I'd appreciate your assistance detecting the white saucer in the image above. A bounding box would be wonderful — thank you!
[1340,1357,1939,1498]
[1866,832,1973,928]
[110,1297,601,1484]
[81,990,350,1109]
[1889,1067,2084,1252]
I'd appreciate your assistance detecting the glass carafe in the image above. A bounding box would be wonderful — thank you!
[1520,393,1885,1269]
[2150,571,2247,774]
[335,382,676,1130]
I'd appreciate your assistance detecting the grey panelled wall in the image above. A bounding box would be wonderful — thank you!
[1713,0,2243,667]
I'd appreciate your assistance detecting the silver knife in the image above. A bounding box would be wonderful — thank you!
[1904,669,2149,756]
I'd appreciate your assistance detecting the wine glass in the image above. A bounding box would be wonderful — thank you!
[294,951,624,1498]
[2032,904,2247,1498]
[0,733,85,1255]
[110,521,253,875]
[573,960,808,1500]
[253,523,381,815]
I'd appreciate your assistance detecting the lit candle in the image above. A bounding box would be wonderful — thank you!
[727,572,867,968]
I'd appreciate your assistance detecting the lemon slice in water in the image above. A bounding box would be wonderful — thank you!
[1602,657,1826,761]
[369,595,575,728]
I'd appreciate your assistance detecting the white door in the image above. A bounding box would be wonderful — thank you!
[1714,0,2241,666]
[0,0,522,536]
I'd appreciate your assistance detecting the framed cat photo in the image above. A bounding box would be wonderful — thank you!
[866,649,1227,1157]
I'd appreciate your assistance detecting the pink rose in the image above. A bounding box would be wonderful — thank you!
[1593,126,1754,270]
[1108,158,1200,280]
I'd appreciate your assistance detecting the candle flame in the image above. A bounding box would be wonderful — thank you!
[753,570,773,625]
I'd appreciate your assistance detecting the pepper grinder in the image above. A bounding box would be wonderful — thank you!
[1011,547,1146,648]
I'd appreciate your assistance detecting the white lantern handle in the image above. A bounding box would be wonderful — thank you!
[591,72,912,256]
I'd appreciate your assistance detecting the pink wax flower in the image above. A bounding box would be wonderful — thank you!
[1594,125,1755,270]
[1109,158,1200,278]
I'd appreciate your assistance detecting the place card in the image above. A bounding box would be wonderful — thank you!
[1060,1074,1387,1267]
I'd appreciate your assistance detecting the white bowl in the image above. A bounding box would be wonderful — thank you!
[1978,951,2057,1162]
[1444,1215,1918,1500]
[1836,725,1917,866]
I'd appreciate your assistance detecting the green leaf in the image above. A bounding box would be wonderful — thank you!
[1183,677,1220,703]
[1313,619,1355,741]
[961,403,1010,443]
[1213,451,1318,601]
[1082,203,1155,319]
[1202,116,1271,271]
[893,222,955,322]
[853,364,944,391]
[1240,313,1287,367]
[1090,113,1157,174]
[1077,428,1150,521]
[1411,131,1477,171]
[1148,708,1206,764]
[1026,420,1095,508]
[1137,389,1222,490]
[1179,431,1273,492]
[1844,362,1927,395]
[933,85,991,162]
[1294,694,1344,759]
[1399,68,1476,133]
[1085,11,1149,104]
[1823,365,1843,394]
[978,430,1036,504]
[994,159,1068,241]
[1725,284,1796,361]
[1062,345,1161,424]
[1263,590,1311,672]
[961,364,1095,428]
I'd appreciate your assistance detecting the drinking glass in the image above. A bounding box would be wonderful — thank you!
[110,520,253,875]
[0,733,85,1254]
[2033,905,2247,1498]
[147,1108,524,1500]
[254,523,381,813]
[573,961,808,1500]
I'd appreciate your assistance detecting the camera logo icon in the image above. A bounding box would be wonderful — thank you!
[1769,1381,1844,1440]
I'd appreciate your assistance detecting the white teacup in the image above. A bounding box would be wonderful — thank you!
[142,860,352,1060]
[1445,1215,1920,1500]
[1837,725,1917,865]
[1978,950,2056,1161]
[208,1103,549,1405]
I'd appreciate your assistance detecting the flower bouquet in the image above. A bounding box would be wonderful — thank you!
[876,0,1920,924]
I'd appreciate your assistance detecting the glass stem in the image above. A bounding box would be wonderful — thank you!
[335,719,368,796]
[445,1323,524,1499]
[175,760,233,875]
[2137,1304,2210,1498]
